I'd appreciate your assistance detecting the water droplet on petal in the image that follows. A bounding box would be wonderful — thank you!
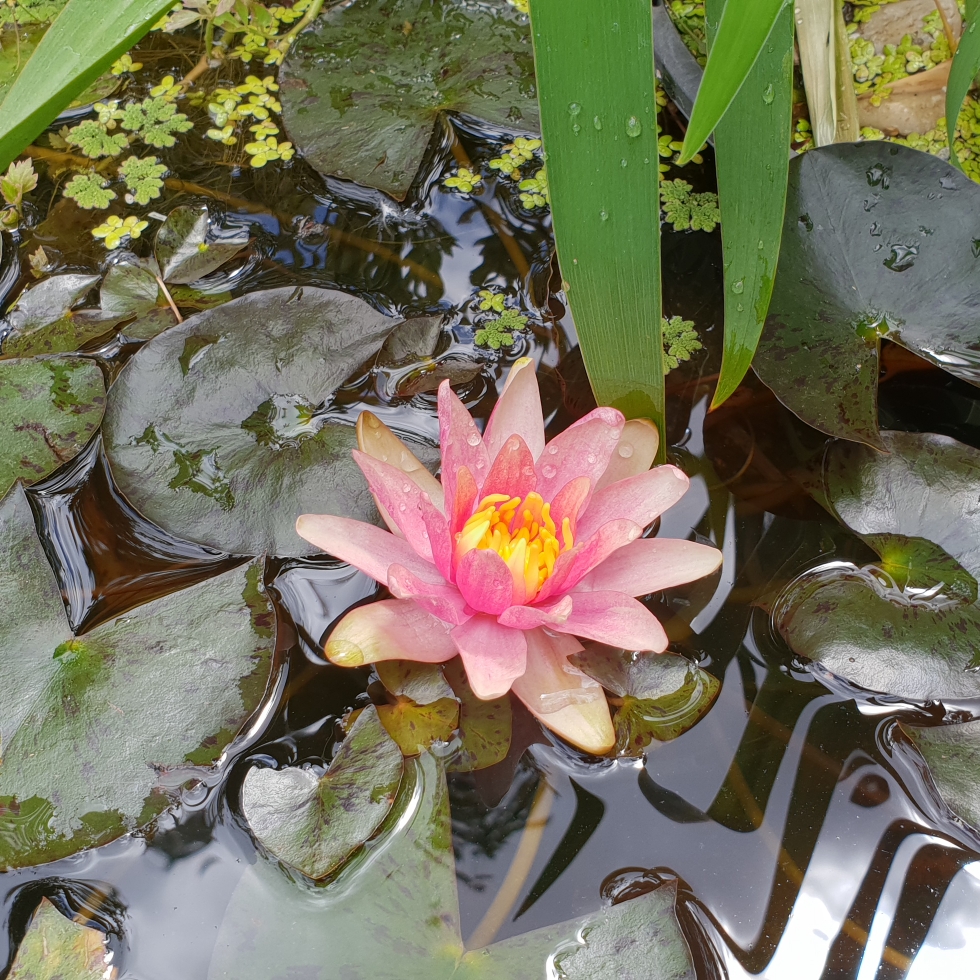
[547,445,558,455]
[466,431,481,447]
[402,482,412,493]
[398,502,407,512]
[541,463,557,479]
[618,443,634,459]
[586,453,596,464]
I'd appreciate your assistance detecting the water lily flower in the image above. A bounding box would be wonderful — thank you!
[296,359,722,753]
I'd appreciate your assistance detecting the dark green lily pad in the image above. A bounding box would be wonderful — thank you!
[279,0,538,200]
[775,565,980,701]
[571,647,720,756]
[102,286,439,556]
[901,720,980,831]
[0,357,105,498]
[0,484,275,870]
[7,898,109,980]
[209,753,695,980]
[444,657,512,772]
[860,533,978,604]
[154,206,249,284]
[758,142,980,446]
[241,706,403,880]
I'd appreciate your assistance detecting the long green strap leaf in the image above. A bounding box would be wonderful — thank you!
[708,0,795,408]
[679,0,789,164]
[947,6,980,170]
[0,0,176,172]
[528,0,665,443]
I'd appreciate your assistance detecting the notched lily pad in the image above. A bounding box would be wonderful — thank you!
[376,660,459,755]
[279,0,538,199]
[758,143,980,446]
[0,484,275,870]
[445,657,512,771]
[7,898,109,980]
[241,705,403,880]
[102,286,439,556]
[154,206,249,284]
[0,358,105,498]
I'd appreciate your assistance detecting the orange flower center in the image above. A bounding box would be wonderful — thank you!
[455,491,574,599]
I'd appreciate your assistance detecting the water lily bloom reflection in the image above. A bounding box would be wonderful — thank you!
[296,359,722,753]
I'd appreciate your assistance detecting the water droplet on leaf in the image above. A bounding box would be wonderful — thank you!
[732,279,744,294]
[593,115,602,130]
[625,116,641,138]
[762,83,774,104]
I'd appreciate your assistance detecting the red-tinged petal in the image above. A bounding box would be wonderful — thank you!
[451,464,478,540]
[484,357,546,462]
[451,614,527,699]
[512,628,614,754]
[296,514,442,585]
[420,491,453,581]
[455,548,517,614]
[549,476,591,536]
[324,598,457,667]
[595,418,660,492]
[353,450,434,563]
[498,595,572,630]
[481,434,536,500]
[576,465,689,543]
[535,408,625,501]
[388,564,470,626]
[548,591,668,652]
[573,538,723,596]
[438,380,489,505]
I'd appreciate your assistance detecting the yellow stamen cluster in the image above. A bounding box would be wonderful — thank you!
[456,491,573,599]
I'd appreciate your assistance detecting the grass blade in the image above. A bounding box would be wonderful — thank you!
[708,0,794,408]
[528,0,665,442]
[679,0,789,164]
[947,4,980,170]
[0,0,176,172]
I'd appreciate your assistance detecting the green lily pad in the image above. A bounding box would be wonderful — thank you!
[0,483,275,870]
[100,263,160,317]
[102,286,439,556]
[860,533,978,604]
[757,142,980,446]
[0,357,105,498]
[154,206,249,284]
[7,898,109,980]
[445,657,512,772]
[775,565,980,701]
[376,660,460,756]
[279,0,538,200]
[901,720,980,831]
[209,753,695,980]
[241,705,403,880]
[571,647,720,756]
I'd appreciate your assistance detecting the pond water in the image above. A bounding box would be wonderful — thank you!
[3,26,980,980]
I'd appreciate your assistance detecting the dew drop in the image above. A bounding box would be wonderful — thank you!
[621,158,628,168]
[599,209,609,221]
[568,102,582,116]
[541,463,557,479]
[732,279,744,294]
[736,302,744,312]
[617,443,634,459]
[586,453,596,464]
[626,115,642,138]
[547,445,558,455]
[572,123,581,135]
[593,115,603,130]
[402,482,412,493]
[475,458,486,469]
[762,83,774,104]
[398,502,407,512]
[466,431,481,447]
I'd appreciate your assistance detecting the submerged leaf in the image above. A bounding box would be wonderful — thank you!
[7,899,109,980]
[901,719,980,831]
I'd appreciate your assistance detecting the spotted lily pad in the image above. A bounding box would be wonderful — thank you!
[444,657,512,771]
[279,0,538,200]
[241,706,403,880]
[0,484,275,870]
[901,720,980,831]
[376,660,460,756]
[758,142,980,446]
[0,357,105,498]
[7,898,109,980]
[102,286,439,556]
[154,206,249,284]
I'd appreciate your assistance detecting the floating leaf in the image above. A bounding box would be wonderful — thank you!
[0,358,105,498]
[376,660,459,755]
[571,647,719,755]
[154,206,248,284]
[103,287,439,556]
[376,314,443,368]
[0,484,275,870]
[279,0,538,200]
[444,657,512,772]
[7,898,109,980]
[241,706,403,880]
[861,533,978,604]
[100,262,160,316]
[901,719,980,830]
[757,143,980,446]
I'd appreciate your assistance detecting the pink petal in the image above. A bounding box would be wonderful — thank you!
[484,357,546,462]
[438,381,489,506]
[549,476,591,536]
[388,564,470,626]
[512,628,614,753]
[420,492,453,581]
[353,451,434,563]
[296,514,441,585]
[594,418,660,492]
[480,434,536,500]
[498,595,572,630]
[535,408,624,501]
[324,598,457,667]
[576,465,689,543]
[455,548,517,614]
[451,615,527,699]
[451,465,478,538]
[573,538,723,596]
[547,591,668,652]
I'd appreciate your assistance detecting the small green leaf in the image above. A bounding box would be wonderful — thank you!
[62,172,116,209]
[65,118,128,158]
[901,719,980,831]
[154,205,248,284]
[660,178,721,232]
[118,153,167,204]
[662,315,702,373]
[7,898,109,980]
[120,94,193,148]
[100,263,160,316]
[946,5,980,170]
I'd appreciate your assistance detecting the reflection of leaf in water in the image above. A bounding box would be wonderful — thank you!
[902,718,980,831]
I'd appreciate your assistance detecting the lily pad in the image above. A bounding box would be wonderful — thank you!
[7,898,109,980]
[0,483,275,870]
[102,286,439,556]
[901,719,980,831]
[100,262,160,317]
[571,647,720,756]
[757,142,980,446]
[241,706,403,880]
[154,206,249,285]
[376,660,460,756]
[279,0,538,200]
[0,357,105,498]
[209,753,695,980]
[445,657,512,772]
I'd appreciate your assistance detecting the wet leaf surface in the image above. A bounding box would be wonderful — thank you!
[0,358,105,498]
[758,142,980,445]
[279,0,538,200]
[0,484,275,870]
[241,706,403,880]
[154,206,248,284]
[375,661,460,755]
[103,286,439,556]
[7,898,109,980]
[902,719,980,831]
[445,658,512,772]
[99,263,159,317]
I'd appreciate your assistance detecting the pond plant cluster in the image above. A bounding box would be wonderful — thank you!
[3,0,980,977]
